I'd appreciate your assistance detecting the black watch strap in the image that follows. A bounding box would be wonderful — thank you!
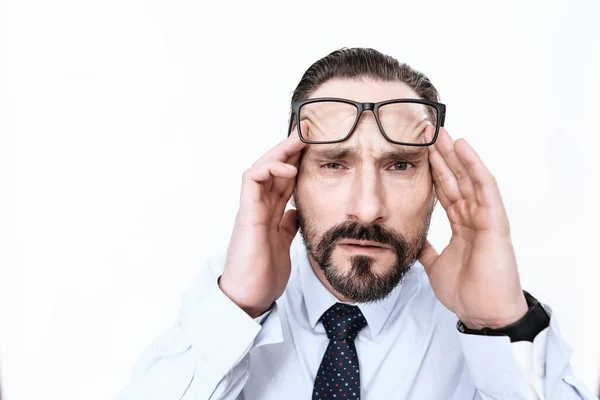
[456,291,551,342]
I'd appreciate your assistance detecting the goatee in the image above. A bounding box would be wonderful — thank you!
[296,206,432,303]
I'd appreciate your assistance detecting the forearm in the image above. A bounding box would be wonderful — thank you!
[116,343,247,400]
[460,309,597,399]
[115,256,283,400]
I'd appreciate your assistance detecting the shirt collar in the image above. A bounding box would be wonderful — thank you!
[293,237,404,339]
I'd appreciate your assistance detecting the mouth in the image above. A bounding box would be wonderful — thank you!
[337,240,391,253]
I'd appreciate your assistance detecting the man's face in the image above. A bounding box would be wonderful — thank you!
[294,78,436,303]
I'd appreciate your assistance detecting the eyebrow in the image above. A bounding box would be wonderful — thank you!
[310,146,428,162]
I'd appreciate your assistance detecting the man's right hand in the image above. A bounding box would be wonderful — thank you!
[219,123,308,318]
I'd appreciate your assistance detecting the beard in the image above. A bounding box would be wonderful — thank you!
[296,196,434,303]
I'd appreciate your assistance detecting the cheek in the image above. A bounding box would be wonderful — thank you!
[296,173,354,241]
[386,164,432,191]
[297,171,348,218]
[383,165,432,188]
[384,172,434,228]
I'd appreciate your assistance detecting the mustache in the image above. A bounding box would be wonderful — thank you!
[320,221,406,249]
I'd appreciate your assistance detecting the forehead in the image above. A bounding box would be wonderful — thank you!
[303,78,429,161]
[308,78,421,102]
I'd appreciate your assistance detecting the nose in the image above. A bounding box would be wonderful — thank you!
[345,164,388,226]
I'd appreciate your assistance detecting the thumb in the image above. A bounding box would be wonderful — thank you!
[279,208,299,247]
[418,239,439,273]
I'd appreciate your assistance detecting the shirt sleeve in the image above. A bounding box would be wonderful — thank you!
[114,253,284,400]
[458,305,598,399]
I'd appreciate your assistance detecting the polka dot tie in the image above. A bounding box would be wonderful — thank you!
[312,303,367,400]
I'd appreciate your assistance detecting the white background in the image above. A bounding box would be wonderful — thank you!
[1,0,599,399]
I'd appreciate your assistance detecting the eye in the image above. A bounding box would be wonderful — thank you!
[323,162,344,169]
[390,161,414,171]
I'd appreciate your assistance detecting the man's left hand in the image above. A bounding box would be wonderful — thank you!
[418,127,528,330]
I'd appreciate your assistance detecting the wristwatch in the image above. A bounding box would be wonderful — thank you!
[456,290,551,342]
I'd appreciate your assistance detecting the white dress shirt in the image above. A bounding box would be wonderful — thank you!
[116,236,597,400]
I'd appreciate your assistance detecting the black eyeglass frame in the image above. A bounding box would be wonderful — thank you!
[287,97,446,146]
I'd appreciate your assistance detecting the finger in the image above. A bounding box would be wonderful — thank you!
[283,121,308,167]
[249,161,297,184]
[254,125,307,167]
[279,208,299,247]
[268,186,297,230]
[418,239,439,273]
[423,128,452,209]
[281,169,298,202]
[427,129,462,204]
[270,121,308,195]
[430,167,452,210]
[243,161,298,203]
[271,163,297,195]
[454,139,504,208]
[434,128,476,200]
[271,147,303,222]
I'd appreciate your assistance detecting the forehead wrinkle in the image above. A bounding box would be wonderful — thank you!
[308,145,359,160]
[352,128,428,161]
[307,143,428,163]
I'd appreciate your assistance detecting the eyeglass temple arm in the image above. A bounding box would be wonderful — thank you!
[287,111,295,137]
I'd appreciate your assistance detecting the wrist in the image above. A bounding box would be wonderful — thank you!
[459,293,529,330]
[461,313,530,331]
[218,275,274,318]
[457,291,550,342]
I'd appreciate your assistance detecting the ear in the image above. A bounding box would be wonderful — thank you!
[290,194,297,208]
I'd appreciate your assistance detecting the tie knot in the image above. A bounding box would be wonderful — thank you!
[319,303,367,341]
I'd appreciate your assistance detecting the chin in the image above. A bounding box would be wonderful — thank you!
[334,251,393,275]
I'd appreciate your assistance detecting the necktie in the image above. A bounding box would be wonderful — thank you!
[312,303,367,399]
